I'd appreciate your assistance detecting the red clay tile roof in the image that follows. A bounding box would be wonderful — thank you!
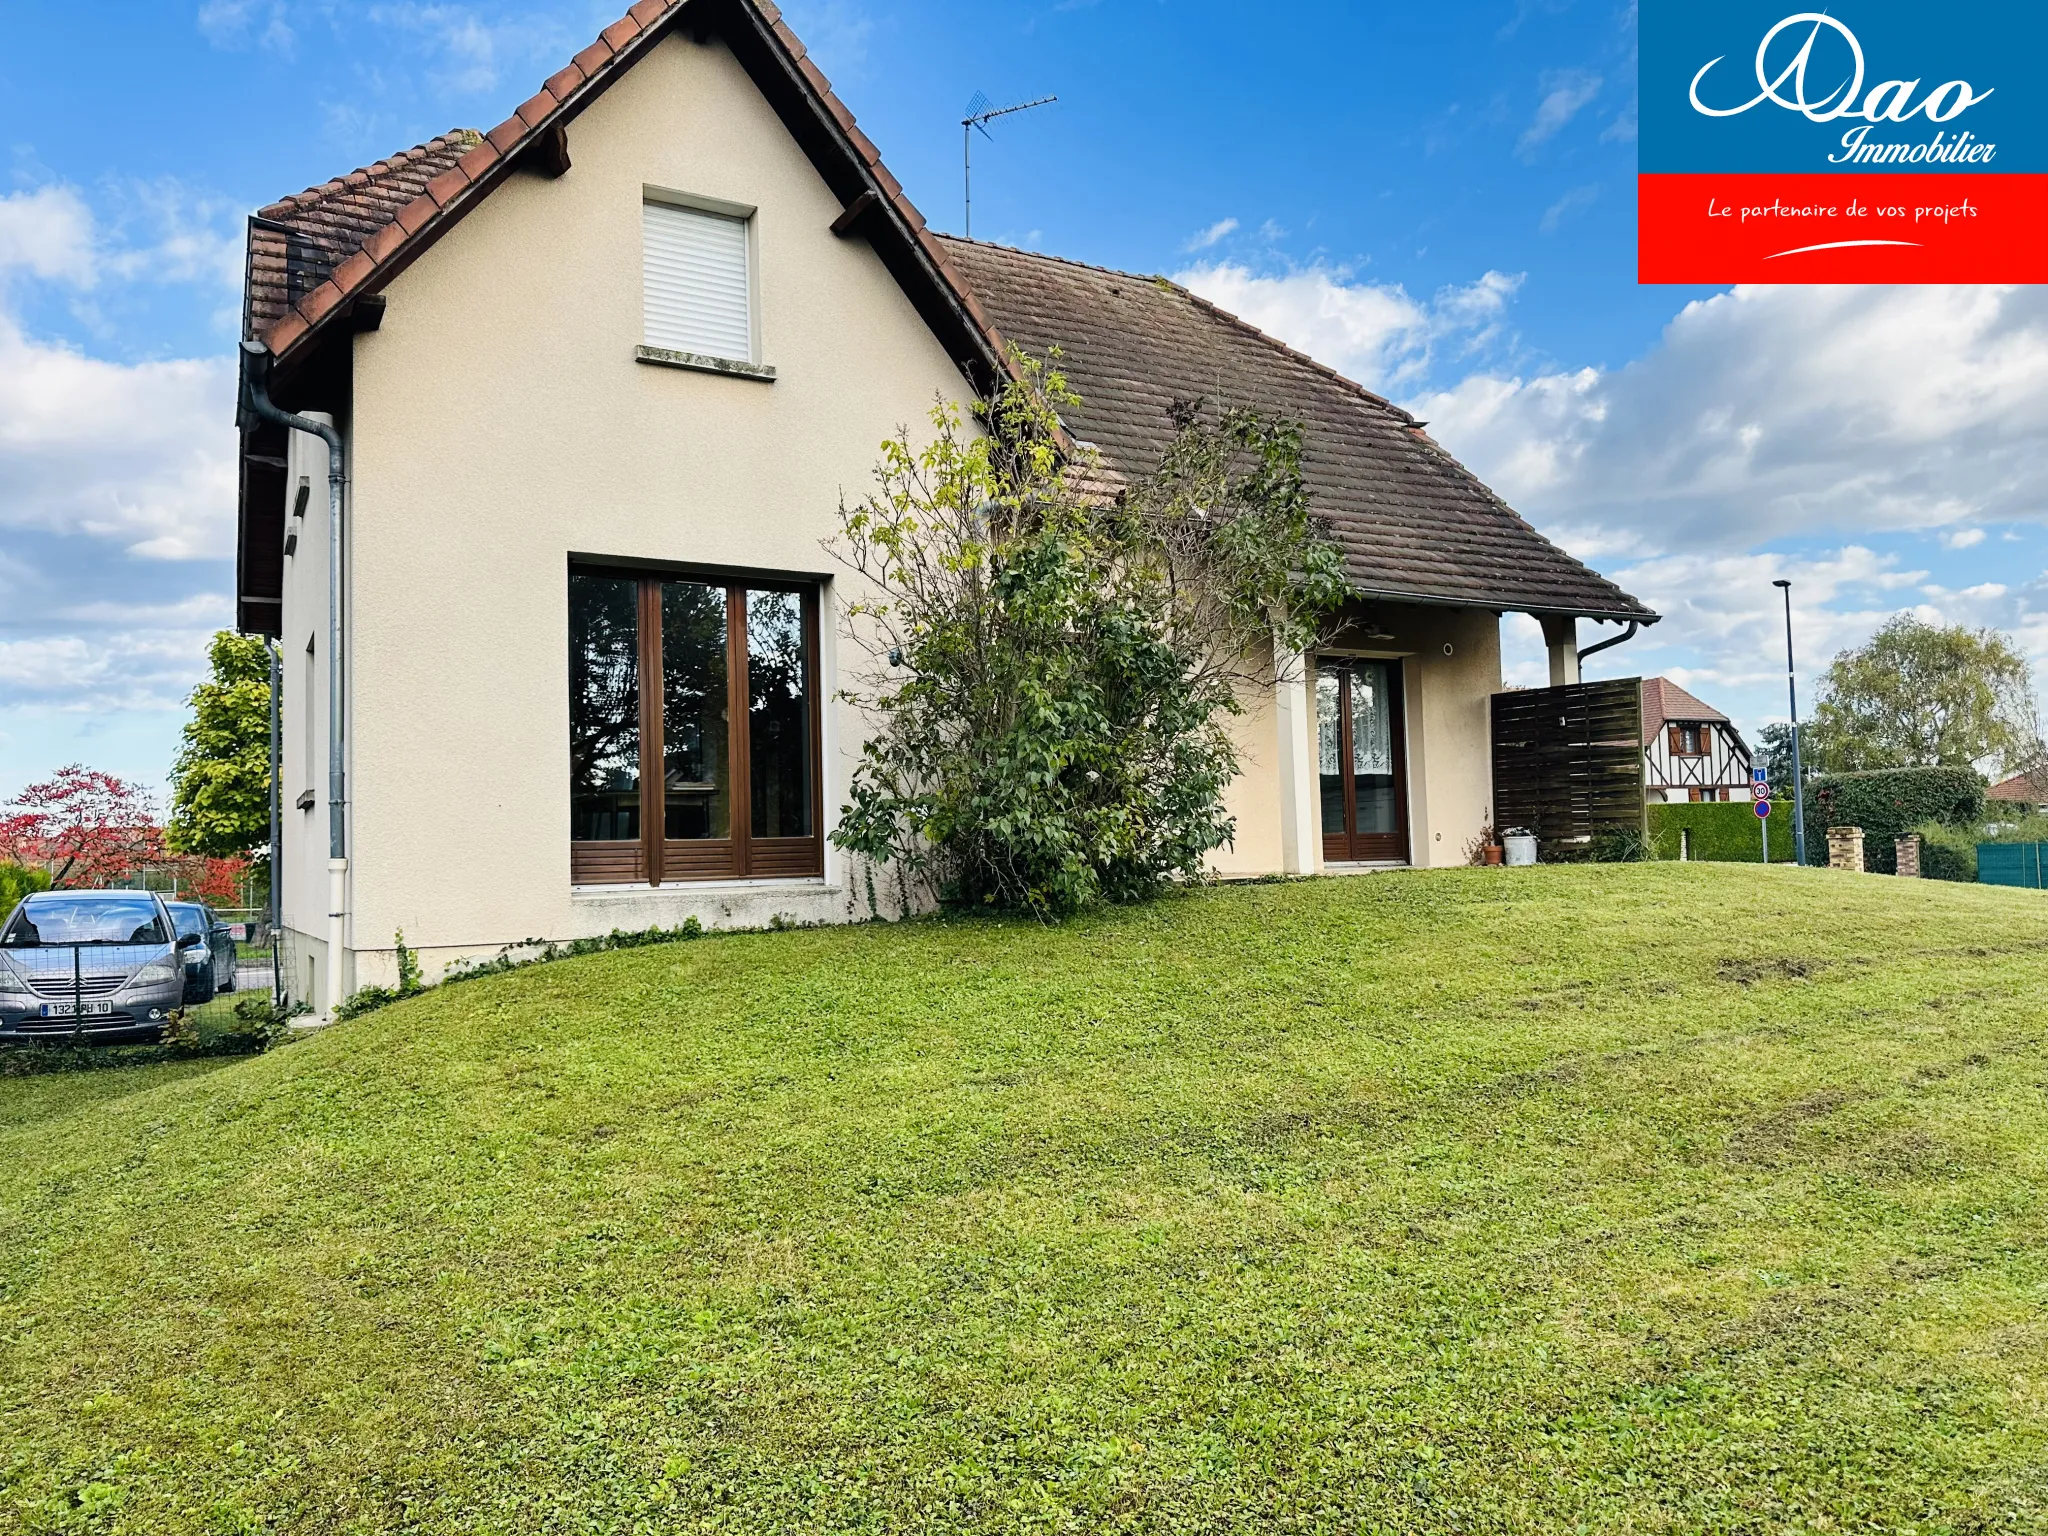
[1988,768,2048,803]
[244,133,477,339]
[938,238,1654,622]
[238,0,1653,629]
[1640,677,1733,746]
[242,0,1010,383]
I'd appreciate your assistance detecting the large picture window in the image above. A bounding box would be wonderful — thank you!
[570,568,820,885]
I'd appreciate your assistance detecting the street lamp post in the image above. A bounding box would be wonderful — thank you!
[1772,579,1808,866]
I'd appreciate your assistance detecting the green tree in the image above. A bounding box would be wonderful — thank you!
[829,353,1350,918]
[1806,616,2044,776]
[1753,721,1800,796]
[166,631,274,859]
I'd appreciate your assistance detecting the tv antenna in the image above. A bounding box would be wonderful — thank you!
[962,91,1056,239]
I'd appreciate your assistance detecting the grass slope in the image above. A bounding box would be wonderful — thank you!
[3,866,2046,1533]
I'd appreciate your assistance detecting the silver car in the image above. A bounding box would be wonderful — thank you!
[0,889,196,1043]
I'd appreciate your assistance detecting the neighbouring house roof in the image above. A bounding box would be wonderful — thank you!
[1988,768,2048,803]
[236,0,1656,634]
[939,238,1653,623]
[1640,677,1740,749]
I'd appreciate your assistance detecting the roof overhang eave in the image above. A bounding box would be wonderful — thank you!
[1341,582,1660,627]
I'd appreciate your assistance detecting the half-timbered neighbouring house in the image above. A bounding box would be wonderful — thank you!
[1641,678,1753,803]
[234,0,1656,1016]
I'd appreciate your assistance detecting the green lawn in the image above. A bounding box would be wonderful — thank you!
[3,865,2045,1533]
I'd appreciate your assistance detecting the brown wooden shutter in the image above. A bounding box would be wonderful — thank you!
[1667,724,1682,756]
[1698,723,1713,755]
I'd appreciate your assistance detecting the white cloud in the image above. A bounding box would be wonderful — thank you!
[364,4,581,95]
[1539,184,1598,235]
[1186,218,1239,252]
[1175,262,1524,393]
[1519,69,1601,155]
[0,187,97,286]
[0,316,236,560]
[1204,262,2048,733]
[1409,285,2048,555]
[198,0,296,55]
[781,0,875,77]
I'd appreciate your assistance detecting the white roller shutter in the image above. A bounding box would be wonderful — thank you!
[642,201,751,361]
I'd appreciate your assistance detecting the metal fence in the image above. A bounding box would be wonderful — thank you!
[1979,842,2048,889]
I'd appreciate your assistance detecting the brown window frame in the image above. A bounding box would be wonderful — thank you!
[569,566,824,887]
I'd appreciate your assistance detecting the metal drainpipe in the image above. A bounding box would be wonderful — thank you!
[1577,620,1640,663]
[241,340,347,1021]
[267,636,281,1004]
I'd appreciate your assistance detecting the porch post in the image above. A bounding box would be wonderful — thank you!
[1275,651,1319,876]
[1540,615,1580,686]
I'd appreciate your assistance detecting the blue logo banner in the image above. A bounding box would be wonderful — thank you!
[1642,2,2046,175]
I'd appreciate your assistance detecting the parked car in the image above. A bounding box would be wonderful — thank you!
[165,901,239,1004]
[0,889,199,1043]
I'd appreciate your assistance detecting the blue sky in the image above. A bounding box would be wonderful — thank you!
[2,0,2045,801]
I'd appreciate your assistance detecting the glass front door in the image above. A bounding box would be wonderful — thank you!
[1317,658,1409,863]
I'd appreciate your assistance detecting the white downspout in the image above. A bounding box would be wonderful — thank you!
[242,342,349,1021]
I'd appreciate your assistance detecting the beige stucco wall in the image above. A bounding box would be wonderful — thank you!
[276,32,1519,990]
[1308,602,1503,872]
[283,31,981,986]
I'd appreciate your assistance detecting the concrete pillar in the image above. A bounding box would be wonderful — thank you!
[1827,825,1865,873]
[1895,834,1921,878]
[1274,652,1320,876]
[1539,614,1580,687]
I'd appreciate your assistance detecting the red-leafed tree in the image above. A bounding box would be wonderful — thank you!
[185,854,251,906]
[0,766,162,889]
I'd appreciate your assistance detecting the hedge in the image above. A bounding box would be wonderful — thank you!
[1912,821,1978,882]
[1803,767,1985,875]
[1648,802,1795,863]
[0,862,51,915]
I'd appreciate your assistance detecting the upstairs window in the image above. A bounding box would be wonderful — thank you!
[1669,723,1710,757]
[642,195,752,363]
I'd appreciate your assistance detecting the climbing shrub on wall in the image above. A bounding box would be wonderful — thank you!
[829,352,1350,918]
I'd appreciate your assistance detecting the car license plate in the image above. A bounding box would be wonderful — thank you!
[38,1000,113,1018]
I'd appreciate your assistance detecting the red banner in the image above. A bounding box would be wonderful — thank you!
[1638,174,2048,283]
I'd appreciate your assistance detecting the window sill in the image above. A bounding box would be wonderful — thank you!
[634,346,775,382]
[572,877,831,897]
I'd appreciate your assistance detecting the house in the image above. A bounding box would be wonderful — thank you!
[1987,769,2048,816]
[1640,678,1753,803]
[233,0,1656,1016]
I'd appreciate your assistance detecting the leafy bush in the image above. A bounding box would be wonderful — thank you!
[1911,821,1978,883]
[1648,802,1795,863]
[0,861,51,915]
[335,930,427,1021]
[442,919,705,987]
[830,353,1349,919]
[1980,810,2048,844]
[1589,824,1653,863]
[1803,767,1985,874]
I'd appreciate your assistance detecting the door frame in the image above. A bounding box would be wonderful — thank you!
[1315,652,1414,866]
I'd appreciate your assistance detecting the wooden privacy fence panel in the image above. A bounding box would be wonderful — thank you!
[1491,678,1646,855]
